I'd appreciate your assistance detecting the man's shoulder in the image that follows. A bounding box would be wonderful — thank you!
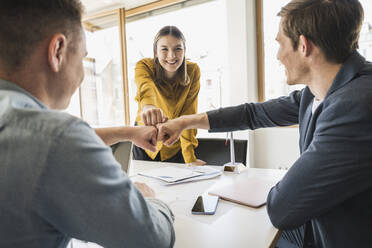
[334,70,372,99]
[36,110,88,137]
[2,101,88,140]
[321,73,372,123]
[356,61,372,83]
[327,59,372,100]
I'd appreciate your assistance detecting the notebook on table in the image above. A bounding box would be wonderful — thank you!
[208,178,277,208]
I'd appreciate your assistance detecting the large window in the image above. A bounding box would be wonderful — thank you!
[261,0,304,101]
[259,0,372,101]
[84,27,125,126]
[359,0,372,61]
[126,0,229,124]
[66,12,127,127]
[66,0,229,131]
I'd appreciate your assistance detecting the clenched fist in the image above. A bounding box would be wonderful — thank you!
[131,125,158,152]
[141,105,168,126]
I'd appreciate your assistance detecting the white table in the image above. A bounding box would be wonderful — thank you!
[129,160,286,248]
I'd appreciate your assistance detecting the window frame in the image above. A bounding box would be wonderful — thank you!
[80,0,284,123]
[255,0,299,130]
[81,0,187,126]
[255,0,265,102]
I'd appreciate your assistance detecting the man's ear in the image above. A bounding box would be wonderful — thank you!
[48,34,67,72]
[298,34,312,57]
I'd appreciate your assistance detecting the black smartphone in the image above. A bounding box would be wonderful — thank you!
[191,195,219,215]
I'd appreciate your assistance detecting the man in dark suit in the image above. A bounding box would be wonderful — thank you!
[157,0,372,247]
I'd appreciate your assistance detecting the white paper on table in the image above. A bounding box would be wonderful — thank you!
[163,171,222,185]
[138,167,204,183]
[138,166,221,183]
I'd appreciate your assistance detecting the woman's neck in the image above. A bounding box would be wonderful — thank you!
[164,70,176,81]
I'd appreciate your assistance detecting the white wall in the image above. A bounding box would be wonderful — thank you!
[253,128,300,169]
[223,0,300,169]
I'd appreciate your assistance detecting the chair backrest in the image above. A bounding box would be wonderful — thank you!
[194,138,248,166]
[111,141,133,173]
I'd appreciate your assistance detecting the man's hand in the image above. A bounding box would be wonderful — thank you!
[141,105,168,126]
[131,126,158,152]
[134,182,155,198]
[157,118,184,146]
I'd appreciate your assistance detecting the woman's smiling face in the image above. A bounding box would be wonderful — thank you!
[155,35,185,79]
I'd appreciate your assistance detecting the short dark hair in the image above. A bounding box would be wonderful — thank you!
[278,0,364,63]
[0,0,84,70]
[153,26,190,86]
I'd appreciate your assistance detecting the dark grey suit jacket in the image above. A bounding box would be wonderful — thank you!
[207,51,372,248]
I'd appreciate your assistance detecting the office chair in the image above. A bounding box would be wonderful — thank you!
[111,141,132,173]
[194,138,248,166]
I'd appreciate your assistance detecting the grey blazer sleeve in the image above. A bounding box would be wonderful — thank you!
[207,90,302,132]
[266,94,372,229]
[33,120,175,248]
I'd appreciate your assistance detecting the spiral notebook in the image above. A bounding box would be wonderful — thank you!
[208,178,277,208]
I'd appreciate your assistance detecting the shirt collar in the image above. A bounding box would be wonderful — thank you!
[326,51,366,98]
[0,78,48,110]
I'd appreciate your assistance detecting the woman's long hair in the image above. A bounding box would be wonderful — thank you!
[153,26,190,86]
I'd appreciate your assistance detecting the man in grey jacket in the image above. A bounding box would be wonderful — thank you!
[157,0,372,247]
[0,0,174,247]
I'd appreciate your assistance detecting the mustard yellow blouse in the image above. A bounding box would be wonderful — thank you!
[134,58,200,163]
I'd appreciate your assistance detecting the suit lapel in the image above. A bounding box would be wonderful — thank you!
[299,51,365,153]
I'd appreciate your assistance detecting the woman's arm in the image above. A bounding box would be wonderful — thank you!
[135,60,168,127]
[141,104,168,126]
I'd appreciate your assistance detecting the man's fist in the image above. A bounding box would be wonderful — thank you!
[157,119,184,146]
[131,126,158,152]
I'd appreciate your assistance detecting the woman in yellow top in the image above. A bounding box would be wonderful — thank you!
[133,26,205,165]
